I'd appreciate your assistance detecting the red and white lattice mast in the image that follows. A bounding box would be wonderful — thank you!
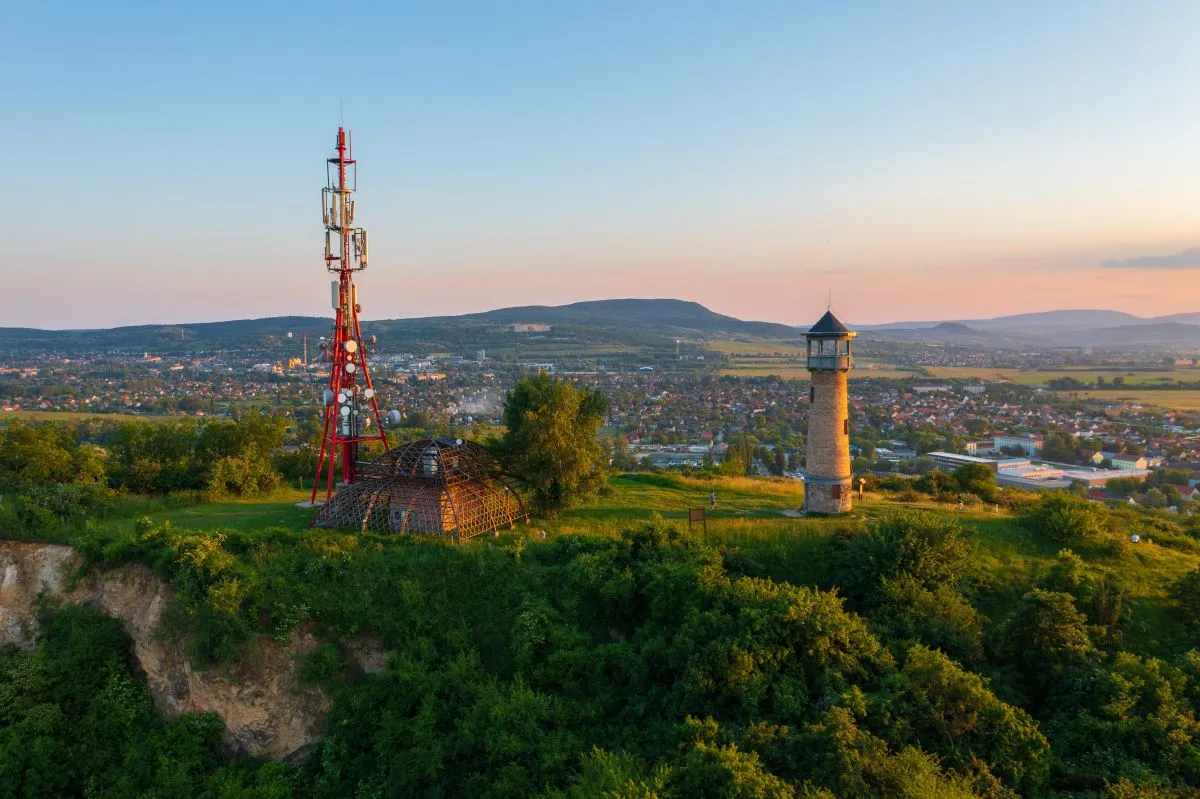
[311,127,388,503]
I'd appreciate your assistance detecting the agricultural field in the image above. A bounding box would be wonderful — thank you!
[924,365,1192,385]
[0,409,172,423]
[707,339,808,356]
[718,363,917,379]
[709,338,916,379]
[1064,389,1200,410]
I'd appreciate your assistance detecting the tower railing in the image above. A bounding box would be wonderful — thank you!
[807,354,851,370]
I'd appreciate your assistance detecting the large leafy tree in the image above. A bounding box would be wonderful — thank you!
[996,589,1098,710]
[496,373,609,516]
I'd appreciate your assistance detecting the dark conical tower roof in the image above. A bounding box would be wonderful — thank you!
[807,310,854,337]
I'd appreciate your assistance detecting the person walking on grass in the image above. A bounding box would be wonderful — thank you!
[709,489,717,510]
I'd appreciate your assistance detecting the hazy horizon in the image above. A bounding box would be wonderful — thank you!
[7,296,1198,333]
[6,2,1200,328]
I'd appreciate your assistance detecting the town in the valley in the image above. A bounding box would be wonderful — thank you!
[6,304,1200,510]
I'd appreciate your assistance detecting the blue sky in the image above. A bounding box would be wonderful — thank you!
[4,1,1200,327]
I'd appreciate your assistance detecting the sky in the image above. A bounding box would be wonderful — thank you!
[5,1,1200,329]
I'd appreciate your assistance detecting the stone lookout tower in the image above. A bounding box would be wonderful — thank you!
[804,310,855,513]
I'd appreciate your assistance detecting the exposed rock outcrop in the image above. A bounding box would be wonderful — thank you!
[0,540,340,760]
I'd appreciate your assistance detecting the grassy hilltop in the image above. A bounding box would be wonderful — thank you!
[88,472,1200,657]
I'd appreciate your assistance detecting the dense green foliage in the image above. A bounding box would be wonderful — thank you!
[496,373,610,515]
[0,604,296,798]
[2,497,1192,798]
[0,414,290,538]
[1022,493,1112,549]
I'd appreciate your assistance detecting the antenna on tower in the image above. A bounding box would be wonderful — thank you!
[309,126,389,506]
[827,288,832,311]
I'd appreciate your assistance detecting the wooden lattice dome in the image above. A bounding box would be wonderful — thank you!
[310,437,526,541]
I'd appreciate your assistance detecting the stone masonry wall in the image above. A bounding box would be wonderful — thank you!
[805,367,852,513]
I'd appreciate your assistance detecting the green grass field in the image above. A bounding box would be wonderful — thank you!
[1,410,173,423]
[1063,389,1200,410]
[709,338,916,380]
[92,488,314,538]
[924,366,1191,386]
[708,339,808,356]
[718,364,918,379]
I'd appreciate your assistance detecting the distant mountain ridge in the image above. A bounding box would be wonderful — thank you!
[6,302,1200,354]
[0,299,797,353]
[854,309,1200,349]
[857,309,1144,331]
[457,299,796,338]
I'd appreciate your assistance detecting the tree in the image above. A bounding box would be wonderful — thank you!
[996,589,1097,709]
[964,418,989,436]
[834,511,971,602]
[1106,477,1143,497]
[669,740,795,798]
[875,644,1050,792]
[1142,487,1169,509]
[914,469,957,500]
[496,373,609,516]
[1038,549,1129,637]
[1168,568,1200,627]
[725,433,759,476]
[1022,493,1107,548]
[953,463,996,501]
[1041,433,1079,464]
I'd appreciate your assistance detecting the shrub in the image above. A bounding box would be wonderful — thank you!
[1022,493,1108,548]
[834,511,971,603]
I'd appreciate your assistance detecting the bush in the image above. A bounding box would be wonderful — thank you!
[873,575,985,661]
[1022,493,1108,548]
[953,463,997,502]
[299,643,345,684]
[834,511,971,603]
[1168,569,1200,628]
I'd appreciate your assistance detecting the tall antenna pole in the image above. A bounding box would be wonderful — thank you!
[310,127,389,504]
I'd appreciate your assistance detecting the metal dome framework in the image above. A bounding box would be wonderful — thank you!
[310,437,527,541]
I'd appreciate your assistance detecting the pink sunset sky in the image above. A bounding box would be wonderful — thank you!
[5,3,1200,329]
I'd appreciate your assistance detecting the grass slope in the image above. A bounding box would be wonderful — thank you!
[80,474,1200,658]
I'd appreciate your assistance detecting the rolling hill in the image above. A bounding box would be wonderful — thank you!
[9,301,1200,355]
[0,299,798,355]
[855,309,1200,349]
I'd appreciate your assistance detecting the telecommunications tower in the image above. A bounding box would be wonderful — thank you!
[310,127,388,503]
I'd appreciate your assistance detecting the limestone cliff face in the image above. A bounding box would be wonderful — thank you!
[0,540,334,761]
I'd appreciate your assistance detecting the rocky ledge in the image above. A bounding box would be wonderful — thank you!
[0,539,372,761]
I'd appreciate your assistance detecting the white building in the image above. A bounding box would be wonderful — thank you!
[993,433,1044,456]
